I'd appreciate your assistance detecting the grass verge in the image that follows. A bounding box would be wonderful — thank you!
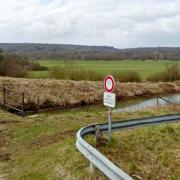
[88,123,180,179]
[0,105,179,179]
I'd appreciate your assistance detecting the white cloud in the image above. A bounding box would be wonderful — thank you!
[0,0,180,48]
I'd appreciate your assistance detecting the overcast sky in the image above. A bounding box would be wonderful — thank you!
[0,0,180,48]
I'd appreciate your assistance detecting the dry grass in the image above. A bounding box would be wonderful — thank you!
[0,77,179,110]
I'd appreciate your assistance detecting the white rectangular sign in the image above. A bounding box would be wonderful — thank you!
[103,92,116,108]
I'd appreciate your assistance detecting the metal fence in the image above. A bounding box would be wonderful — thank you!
[157,96,173,105]
[0,84,25,116]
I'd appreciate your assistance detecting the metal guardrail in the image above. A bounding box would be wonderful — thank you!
[76,114,180,180]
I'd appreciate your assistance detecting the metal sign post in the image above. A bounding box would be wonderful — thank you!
[103,75,116,143]
[108,107,112,143]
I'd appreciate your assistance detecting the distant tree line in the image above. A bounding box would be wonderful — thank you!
[0,47,179,82]
[0,43,180,60]
[0,48,3,61]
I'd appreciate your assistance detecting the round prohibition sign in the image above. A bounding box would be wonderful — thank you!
[104,75,115,92]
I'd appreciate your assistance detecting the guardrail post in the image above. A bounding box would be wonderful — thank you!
[89,162,95,174]
[95,125,102,145]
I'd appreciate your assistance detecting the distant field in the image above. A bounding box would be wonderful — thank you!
[27,60,180,80]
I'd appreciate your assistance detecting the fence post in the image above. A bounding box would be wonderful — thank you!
[3,84,6,110]
[156,97,159,108]
[22,92,25,116]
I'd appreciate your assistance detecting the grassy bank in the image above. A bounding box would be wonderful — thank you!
[88,122,180,179]
[27,60,180,80]
[0,105,179,179]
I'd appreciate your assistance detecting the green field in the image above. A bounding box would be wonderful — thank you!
[27,60,180,80]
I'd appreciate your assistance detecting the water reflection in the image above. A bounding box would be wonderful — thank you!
[114,94,180,113]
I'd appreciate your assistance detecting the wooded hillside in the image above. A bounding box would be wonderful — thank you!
[0,43,180,60]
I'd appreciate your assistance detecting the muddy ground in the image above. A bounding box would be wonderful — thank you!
[0,77,179,110]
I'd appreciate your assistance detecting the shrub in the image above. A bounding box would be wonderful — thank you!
[0,49,4,62]
[49,61,104,81]
[50,66,104,81]
[147,64,180,82]
[6,63,28,77]
[113,70,142,82]
[86,69,104,81]
[0,54,36,77]
[29,62,48,71]
[50,67,64,79]
[50,61,142,81]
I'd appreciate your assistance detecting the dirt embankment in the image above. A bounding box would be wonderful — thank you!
[0,77,180,110]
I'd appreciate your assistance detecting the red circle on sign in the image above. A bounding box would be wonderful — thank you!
[104,75,115,92]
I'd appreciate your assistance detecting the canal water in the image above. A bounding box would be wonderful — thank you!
[48,93,180,115]
[114,93,180,113]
